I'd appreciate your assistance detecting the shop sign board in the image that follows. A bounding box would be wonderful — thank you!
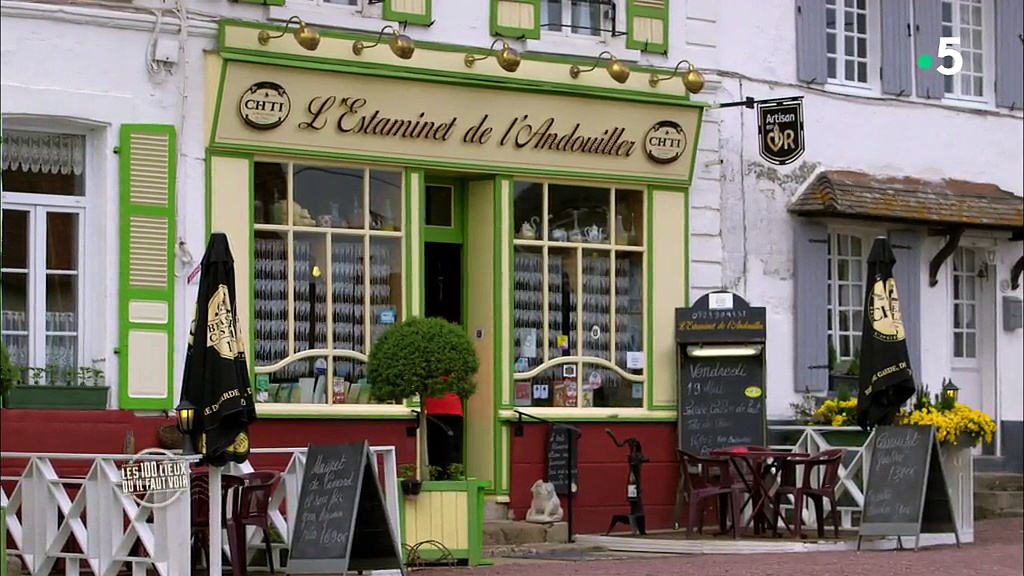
[756,98,805,165]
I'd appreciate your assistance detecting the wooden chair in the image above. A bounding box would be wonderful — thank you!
[772,448,846,539]
[673,450,743,538]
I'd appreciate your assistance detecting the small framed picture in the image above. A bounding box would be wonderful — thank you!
[562,364,577,378]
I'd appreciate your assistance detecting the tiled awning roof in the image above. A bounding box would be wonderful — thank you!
[788,170,1024,233]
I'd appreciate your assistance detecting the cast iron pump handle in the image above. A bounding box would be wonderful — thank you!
[605,428,649,464]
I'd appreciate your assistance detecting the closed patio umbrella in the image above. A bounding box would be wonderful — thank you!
[856,236,916,430]
[180,232,257,466]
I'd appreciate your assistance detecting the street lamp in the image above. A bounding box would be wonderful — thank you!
[175,400,196,454]
[942,379,959,404]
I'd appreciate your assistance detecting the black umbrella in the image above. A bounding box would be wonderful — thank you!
[180,233,257,466]
[856,236,916,430]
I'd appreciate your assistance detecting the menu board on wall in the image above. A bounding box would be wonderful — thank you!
[677,355,766,455]
[546,426,580,496]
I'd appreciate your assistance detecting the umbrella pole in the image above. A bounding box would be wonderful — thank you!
[309,278,317,402]
[209,466,224,575]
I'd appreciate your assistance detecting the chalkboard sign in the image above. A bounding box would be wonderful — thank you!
[676,291,767,344]
[546,426,579,495]
[858,425,959,549]
[677,355,766,455]
[289,442,403,574]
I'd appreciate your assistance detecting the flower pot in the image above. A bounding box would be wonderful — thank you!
[401,479,423,496]
[4,385,109,410]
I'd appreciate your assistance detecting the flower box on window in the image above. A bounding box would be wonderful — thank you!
[3,366,108,410]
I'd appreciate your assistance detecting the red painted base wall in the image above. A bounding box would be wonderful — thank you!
[0,409,417,478]
[510,421,680,535]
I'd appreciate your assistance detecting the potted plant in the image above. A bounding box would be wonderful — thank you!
[399,464,422,496]
[367,317,487,566]
[3,357,110,410]
[0,343,19,407]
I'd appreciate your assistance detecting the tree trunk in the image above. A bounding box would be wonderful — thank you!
[419,410,431,479]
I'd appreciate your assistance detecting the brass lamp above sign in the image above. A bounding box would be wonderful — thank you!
[756,98,805,165]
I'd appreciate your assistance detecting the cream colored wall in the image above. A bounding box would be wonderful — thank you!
[650,190,689,407]
[209,155,253,349]
[465,179,496,485]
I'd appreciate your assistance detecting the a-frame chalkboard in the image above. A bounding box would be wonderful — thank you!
[857,425,961,550]
[288,441,405,575]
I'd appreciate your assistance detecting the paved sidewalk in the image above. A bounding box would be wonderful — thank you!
[417,518,1023,576]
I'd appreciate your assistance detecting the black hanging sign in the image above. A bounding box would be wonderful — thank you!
[756,98,805,165]
[546,425,579,496]
[676,291,767,344]
[289,441,405,575]
[857,425,961,550]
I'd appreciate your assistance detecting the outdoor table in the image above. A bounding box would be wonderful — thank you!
[710,447,809,537]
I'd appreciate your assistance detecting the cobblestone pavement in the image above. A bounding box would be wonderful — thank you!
[417,518,1023,576]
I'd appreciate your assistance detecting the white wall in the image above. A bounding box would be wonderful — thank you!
[1,0,724,406]
[713,0,1024,420]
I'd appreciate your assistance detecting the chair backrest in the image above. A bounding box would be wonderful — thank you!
[234,480,278,524]
[191,472,246,528]
[678,450,734,490]
[240,470,281,487]
[803,448,845,490]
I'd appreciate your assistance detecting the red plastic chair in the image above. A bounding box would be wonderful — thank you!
[190,472,246,571]
[228,471,283,575]
[772,448,846,539]
[676,450,743,538]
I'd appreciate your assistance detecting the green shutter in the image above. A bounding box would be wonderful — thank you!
[233,0,285,6]
[384,0,432,25]
[490,0,541,40]
[626,0,669,53]
[118,125,177,411]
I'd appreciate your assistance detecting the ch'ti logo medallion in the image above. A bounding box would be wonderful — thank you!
[869,277,905,342]
[756,99,805,165]
[239,81,291,130]
[643,120,687,164]
[207,284,242,359]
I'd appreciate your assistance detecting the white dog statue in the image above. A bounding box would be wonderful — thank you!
[525,480,564,523]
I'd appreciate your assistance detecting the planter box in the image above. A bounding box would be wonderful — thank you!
[820,429,873,447]
[940,440,975,540]
[828,374,859,395]
[400,478,489,566]
[4,385,110,409]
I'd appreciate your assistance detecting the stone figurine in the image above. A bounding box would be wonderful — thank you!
[525,479,564,523]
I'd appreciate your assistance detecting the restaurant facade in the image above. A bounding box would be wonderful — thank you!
[3,0,723,534]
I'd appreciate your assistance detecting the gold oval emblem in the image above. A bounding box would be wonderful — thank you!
[744,386,762,398]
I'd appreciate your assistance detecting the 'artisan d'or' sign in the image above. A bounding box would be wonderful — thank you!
[239,82,291,130]
[236,84,687,165]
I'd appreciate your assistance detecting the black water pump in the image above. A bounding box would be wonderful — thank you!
[604,428,648,535]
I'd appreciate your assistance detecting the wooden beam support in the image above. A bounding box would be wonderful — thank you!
[1012,255,1024,291]
[929,228,964,287]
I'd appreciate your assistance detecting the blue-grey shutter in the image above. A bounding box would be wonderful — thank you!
[888,230,923,386]
[795,0,828,84]
[995,0,1024,109]
[881,0,913,96]
[794,219,830,393]
[913,0,944,98]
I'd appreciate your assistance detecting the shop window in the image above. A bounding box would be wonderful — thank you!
[951,247,978,359]
[542,0,616,38]
[826,232,866,362]
[825,0,870,85]
[942,0,986,99]
[1,130,87,382]
[511,181,645,409]
[252,162,404,406]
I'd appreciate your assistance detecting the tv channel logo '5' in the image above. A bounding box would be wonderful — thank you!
[917,36,965,76]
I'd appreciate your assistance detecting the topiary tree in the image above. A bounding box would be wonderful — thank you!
[368,316,479,478]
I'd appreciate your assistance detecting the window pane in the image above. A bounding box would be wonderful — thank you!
[514,181,544,240]
[369,237,402,344]
[851,334,862,357]
[519,365,563,407]
[369,170,402,232]
[857,62,868,83]
[839,284,851,307]
[965,332,976,358]
[292,233,329,355]
[941,1,952,22]
[548,184,610,244]
[615,252,643,372]
[571,1,602,36]
[850,259,863,282]
[332,358,371,403]
[838,259,850,281]
[1,271,30,366]
[840,334,851,358]
[45,274,77,327]
[953,332,964,358]
[827,33,837,55]
[580,251,611,360]
[1,131,85,196]
[514,246,544,375]
[971,75,983,97]
[256,357,330,405]
[856,12,866,33]
[254,233,290,368]
[45,336,77,371]
[331,236,366,355]
[46,212,78,271]
[1,209,29,270]
[587,362,641,408]
[953,304,963,328]
[839,310,850,331]
[425,185,454,227]
[543,0,562,30]
[254,162,288,225]
[548,247,578,357]
[964,304,976,329]
[614,189,644,247]
[965,276,976,301]
[827,57,838,79]
[293,165,364,229]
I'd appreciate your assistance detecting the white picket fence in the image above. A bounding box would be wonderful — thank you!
[1,447,402,576]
